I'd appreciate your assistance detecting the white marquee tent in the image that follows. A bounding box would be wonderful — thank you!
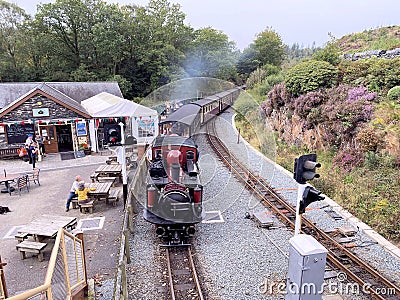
[82,92,159,151]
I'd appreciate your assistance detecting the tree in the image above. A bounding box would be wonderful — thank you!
[119,0,194,96]
[312,40,340,65]
[253,28,285,67]
[184,27,238,80]
[0,0,30,81]
[237,45,259,78]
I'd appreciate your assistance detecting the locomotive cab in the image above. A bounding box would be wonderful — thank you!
[144,135,203,244]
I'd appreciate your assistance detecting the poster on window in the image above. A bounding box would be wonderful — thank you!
[138,119,155,137]
[76,122,87,136]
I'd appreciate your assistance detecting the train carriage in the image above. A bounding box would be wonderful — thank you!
[159,86,243,138]
[159,104,201,137]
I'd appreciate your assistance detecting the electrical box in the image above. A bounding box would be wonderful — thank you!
[285,234,327,300]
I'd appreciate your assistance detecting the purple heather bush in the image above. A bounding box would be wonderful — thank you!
[333,148,365,171]
[346,86,377,103]
[262,83,377,149]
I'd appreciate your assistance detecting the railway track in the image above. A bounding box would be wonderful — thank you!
[206,120,400,300]
[165,246,204,300]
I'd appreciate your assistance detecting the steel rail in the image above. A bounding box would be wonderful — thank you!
[165,246,204,300]
[206,121,400,300]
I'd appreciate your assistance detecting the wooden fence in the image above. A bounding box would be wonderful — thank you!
[7,229,87,300]
[113,156,147,299]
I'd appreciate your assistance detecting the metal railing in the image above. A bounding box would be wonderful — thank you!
[113,156,147,299]
[7,229,87,300]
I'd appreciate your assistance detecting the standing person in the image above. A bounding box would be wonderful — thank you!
[35,132,45,157]
[25,134,34,164]
[65,175,82,212]
[29,139,38,169]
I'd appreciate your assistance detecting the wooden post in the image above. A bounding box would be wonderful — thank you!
[0,256,8,299]
[127,205,134,233]
[237,128,240,144]
[124,230,131,264]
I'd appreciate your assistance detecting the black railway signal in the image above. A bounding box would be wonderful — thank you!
[104,124,122,146]
[293,154,321,184]
[299,186,325,214]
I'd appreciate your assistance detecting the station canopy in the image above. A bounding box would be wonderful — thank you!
[81,92,157,118]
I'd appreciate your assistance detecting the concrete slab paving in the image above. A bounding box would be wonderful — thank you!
[0,153,125,297]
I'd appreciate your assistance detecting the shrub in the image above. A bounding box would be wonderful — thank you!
[246,68,266,89]
[259,74,285,95]
[356,127,382,152]
[333,148,364,171]
[285,59,337,97]
[262,82,291,116]
[387,86,400,101]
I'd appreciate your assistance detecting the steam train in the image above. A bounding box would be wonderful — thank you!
[143,135,203,244]
[143,85,244,244]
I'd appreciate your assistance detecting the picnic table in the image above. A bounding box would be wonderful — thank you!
[95,164,122,177]
[88,182,113,201]
[0,173,18,195]
[17,215,77,242]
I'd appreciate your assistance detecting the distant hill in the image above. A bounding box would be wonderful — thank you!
[337,25,400,54]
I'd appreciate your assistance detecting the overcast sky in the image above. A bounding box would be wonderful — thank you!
[10,0,400,50]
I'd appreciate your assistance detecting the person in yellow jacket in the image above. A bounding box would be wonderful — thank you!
[75,182,96,205]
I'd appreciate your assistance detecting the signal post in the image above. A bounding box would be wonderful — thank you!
[286,154,327,300]
[293,154,324,235]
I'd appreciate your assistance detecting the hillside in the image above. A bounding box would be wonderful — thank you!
[337,25,400,54]
[240,26,400,244]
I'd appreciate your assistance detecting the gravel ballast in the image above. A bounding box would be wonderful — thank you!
[126,108,400,300]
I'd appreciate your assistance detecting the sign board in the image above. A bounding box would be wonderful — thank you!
[76,122,87,136]
[6,124,35,144]
[32,108,50,117]
[74,150,85,158]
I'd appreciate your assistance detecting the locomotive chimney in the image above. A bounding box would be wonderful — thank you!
[167,149,182,182]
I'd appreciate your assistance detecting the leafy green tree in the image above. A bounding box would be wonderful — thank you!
[184,27,238,80]
[0,0,30,81]
[285,59,337,97]
[312,39,340,65]
[253,28,285,67]
[119,0,194,96]
[237,45,259,77]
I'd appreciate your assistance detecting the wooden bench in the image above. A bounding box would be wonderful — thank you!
[90,172,99,183]
[107,190,120,206]
[16,241,47,262]
[79,201,94,214]
[71,196,79,209]
[14,232,29,243]
[0,147,20,159]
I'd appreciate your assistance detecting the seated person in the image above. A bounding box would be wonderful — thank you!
[75,182,96,205]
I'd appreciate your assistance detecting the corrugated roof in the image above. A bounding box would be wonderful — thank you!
[160,103,200,126]
[0,81,123,108]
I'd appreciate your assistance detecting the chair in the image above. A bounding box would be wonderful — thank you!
[27,168,40,186]
[10,175,30,195]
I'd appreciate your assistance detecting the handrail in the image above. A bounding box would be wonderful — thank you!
[7,228,86,300]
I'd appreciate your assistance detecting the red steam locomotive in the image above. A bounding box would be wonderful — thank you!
[143,135,203,245]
